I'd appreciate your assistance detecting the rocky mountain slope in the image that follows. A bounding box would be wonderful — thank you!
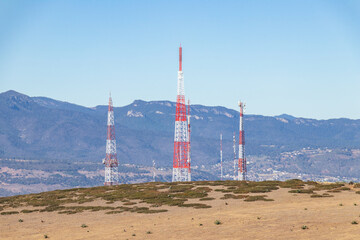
[1,90,360,196]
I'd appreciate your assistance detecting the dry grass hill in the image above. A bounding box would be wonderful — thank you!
[1,180,360,239]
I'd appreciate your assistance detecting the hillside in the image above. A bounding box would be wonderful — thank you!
[1,180,360,240]
[1,90,360,196]
[2,90,360,164]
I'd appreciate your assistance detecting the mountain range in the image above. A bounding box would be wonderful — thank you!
[1,90,360,196]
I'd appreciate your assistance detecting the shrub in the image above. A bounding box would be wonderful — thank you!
[199,197,215,201]
[40,205,65,212]
[301,225,308,230]
[310,194,333,198]
[195,187,212,192]
[313,183,345,191]
[58,210,78,215]
[81,224,88,228]
[327,190,341,193]
[105,210,124,214]
[21,209,39,213]
[244,195,274,202]
[179,203,211,209]
[214,220,221,225]
[327,187,350,192]
[280,179,305,189]
[352,221,358,225]
[221,194,248,200]
[1,211,19,215]
[288,189,313,194]
[18,219,23,222]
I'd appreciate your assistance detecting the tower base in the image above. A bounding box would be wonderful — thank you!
[104,166,119,185]
[239,173,246,181]
[172,167,190,182]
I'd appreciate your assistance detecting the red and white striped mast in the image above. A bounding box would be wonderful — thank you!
[172,45,190,182]
[220,133,223,180]
[238,101,246,181]
[233,132,237,180]
[187,100,191,181]
[104,94,119,185]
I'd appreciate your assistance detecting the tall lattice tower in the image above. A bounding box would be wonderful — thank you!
[238,101,246,181]
[220,133,223,180]
[104,94,119,185]
[172,45,190,182]
[152,160,156,182]
[187,100,191,181]
[233,132,237,180]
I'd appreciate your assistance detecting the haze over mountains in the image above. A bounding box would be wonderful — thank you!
[1,90,360,196]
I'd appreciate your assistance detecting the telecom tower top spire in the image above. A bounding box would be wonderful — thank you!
[179,44,182,71]
[172,45,190,182]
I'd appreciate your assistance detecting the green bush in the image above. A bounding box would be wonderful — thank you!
[310,194,333,198]
[244,195,274,202]
[288,189,313,194]
[21,209,39,213]
[1,211,19,215]
[178,203,211,209]
[199,197,215,201]
[221,194,248,200]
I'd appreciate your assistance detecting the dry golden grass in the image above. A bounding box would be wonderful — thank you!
[1,180,359,240]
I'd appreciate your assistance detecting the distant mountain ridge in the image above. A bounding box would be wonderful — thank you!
[1,90,360,196]
[1,90,360,172]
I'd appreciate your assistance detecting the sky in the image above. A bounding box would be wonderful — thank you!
[0,0,360,119]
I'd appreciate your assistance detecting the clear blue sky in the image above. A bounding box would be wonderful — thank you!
[1,0,360,119]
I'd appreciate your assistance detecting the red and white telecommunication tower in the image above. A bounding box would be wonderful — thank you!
[238,101,246,181]
[233,132,236,180]
[220,133,223,180]
[172,45,191,182]
[104,94,119,185]
[187,100,191,181]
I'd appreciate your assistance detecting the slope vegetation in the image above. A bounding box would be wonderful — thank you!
[1,180,360,239]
